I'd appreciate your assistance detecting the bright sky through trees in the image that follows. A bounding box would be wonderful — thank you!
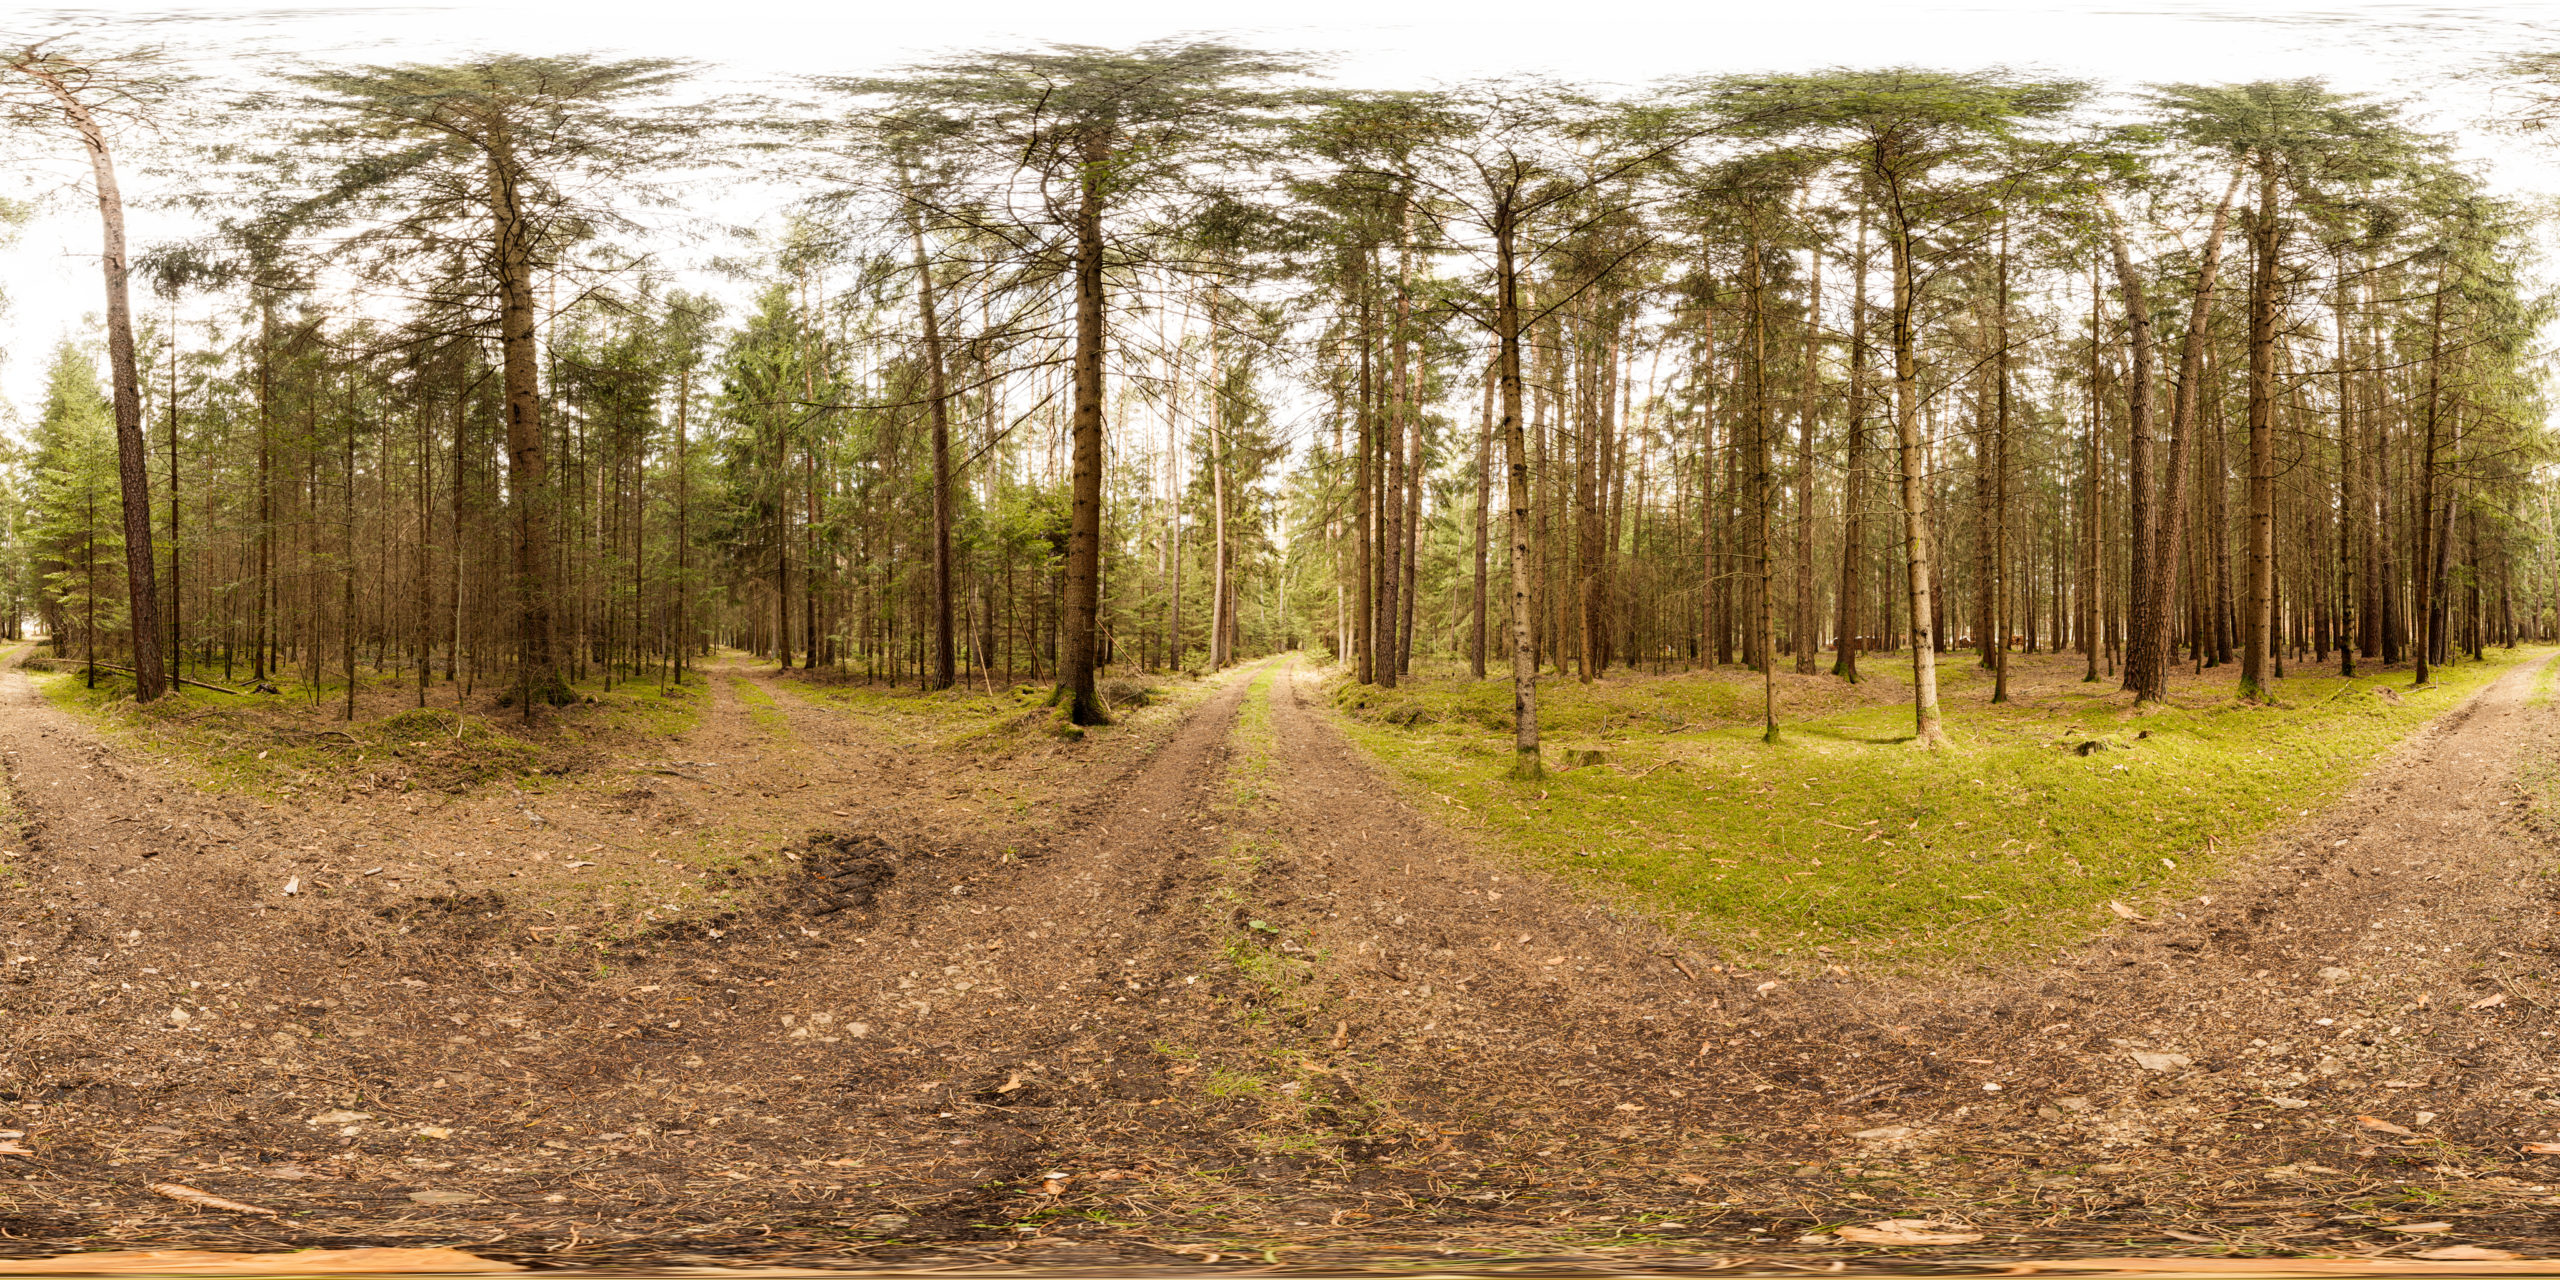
[3,0,2558,413]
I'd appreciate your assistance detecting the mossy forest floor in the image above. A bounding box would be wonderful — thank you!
[6,638,2560,1271]
[1335,646,2548,962]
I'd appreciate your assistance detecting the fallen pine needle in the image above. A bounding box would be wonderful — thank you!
[149,1183,281,1217]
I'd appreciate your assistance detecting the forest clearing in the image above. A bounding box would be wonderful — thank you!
[7,2,2560,1271]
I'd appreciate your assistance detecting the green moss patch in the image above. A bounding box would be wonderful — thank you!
[37,666,701,797]
[1329,648,2546,963]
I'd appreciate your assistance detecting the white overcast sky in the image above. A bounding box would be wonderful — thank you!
[5,0,2560,416]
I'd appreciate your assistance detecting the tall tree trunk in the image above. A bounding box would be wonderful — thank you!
[29,66,165,701]
[1975,366,1998,669]
[1991,220,2013,703]
[1470,363,1492,679]
[343,393,358,721]
[416,395,433,705]
[2365,358,2385,665]
[1378,241,1407,688]
[1596,328,1621,672]
[1531,311,1553,671]
[1566,304,1587,686]
[1210,286,1233,671]
[2083,265,2105,683]
[1881,174,1946,747]
[1494,198,1541,778]
[1834,213,1868,682]
[2207,368,2233,667]
[1353,272,1376,684]
[1399,386,1421,674]
[1746,212,1777,740]
[2413,274,2446,686]
[1793,241,1823,676]
[673,364,690,683]
[1053,146,1109,724]
[486,123,563,710]
[2242,147,2281,699]
[1166,377,1183,667]
[2330,261,2356,677]
[2099,198,2156,694]
[254,304,273,687]
[903,159,957,691]
[1402,231,1423,680]
[166,302,182,686]
[1605,336,1632,671]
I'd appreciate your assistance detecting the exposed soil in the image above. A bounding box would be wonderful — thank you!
[3,642,2559,1271]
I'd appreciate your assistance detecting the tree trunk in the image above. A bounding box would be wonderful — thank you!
[1566,302,1587,680]
[1793,241,1823,676]
[1881,176,1946,747]
[487,124,564,709]
[673,364,691,683]
[2413,273,2446,687]
[1354,269,1375,684]
[1835,213,1868,682]
[903,159,957,691]
[1210,287,1233,671]
[1470,363,1492,679]
[1495,199,1542,778]
[1400,378,1422,674]
[1746,211,1777,739]
[1378,241,1407,688]
[166,303,182,686]
[1397,260,1423,676]
[1053,146,1109,724]
[2083,265,2104,683]
[1166,385,1183,668]
[255,304,273,687]
[343,399,358,721]
[416,392,433,705]
[2333,259,2356,678]
[2241,147,2280,699]
[31,67,166,701]
[2099,198,2156,695]
[1991,221,2013,703]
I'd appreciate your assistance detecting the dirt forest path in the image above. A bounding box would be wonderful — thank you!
[3,648,2560,1264]
[1184,653,2560,1250]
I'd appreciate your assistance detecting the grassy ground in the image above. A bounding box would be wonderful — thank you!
[1330,644,2550,964]
[33,662,702,798]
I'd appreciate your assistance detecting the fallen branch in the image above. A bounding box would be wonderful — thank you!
[63,662,255,697]
[148,1182,280,1217]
